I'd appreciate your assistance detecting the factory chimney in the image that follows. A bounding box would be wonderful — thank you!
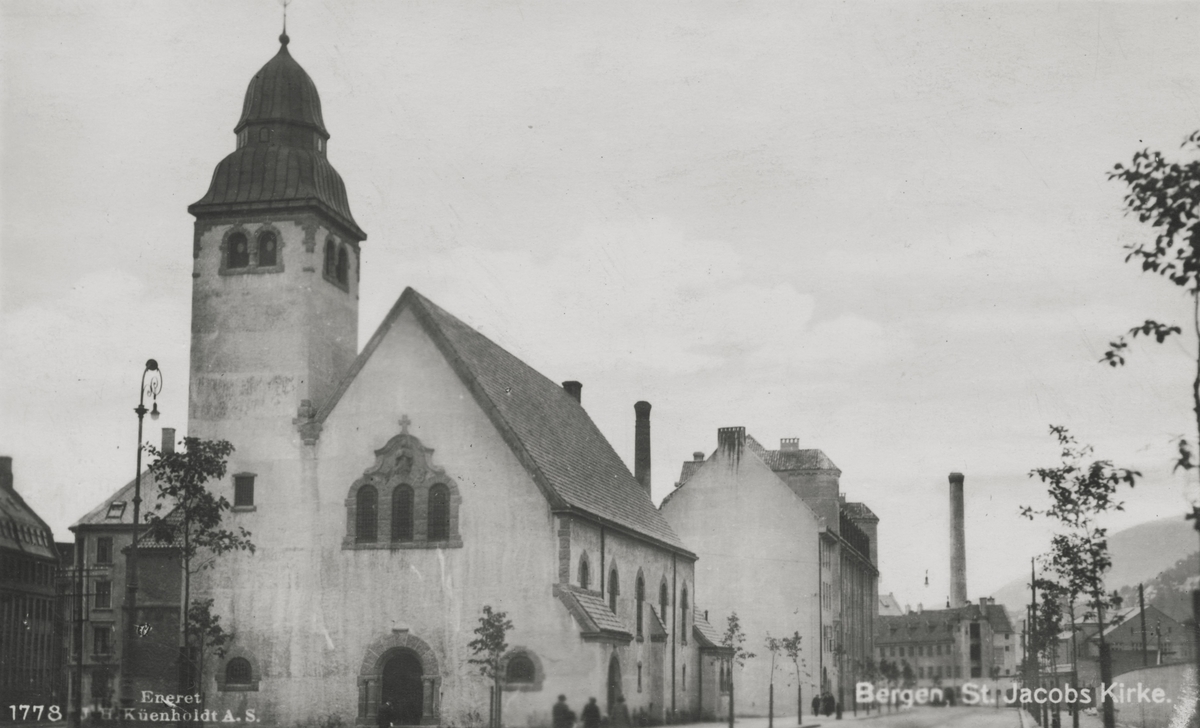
[949,472,967,608]
[634,401,651,493]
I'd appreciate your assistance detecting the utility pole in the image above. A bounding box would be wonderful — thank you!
[1139,585,1148,668]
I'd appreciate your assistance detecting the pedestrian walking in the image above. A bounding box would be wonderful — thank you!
[581,698,601,728]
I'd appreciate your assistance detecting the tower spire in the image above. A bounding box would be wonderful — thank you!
[280,0,290,46]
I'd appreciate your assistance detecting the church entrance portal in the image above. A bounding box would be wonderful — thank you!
[382,650,424,725]
[607,655,622,717]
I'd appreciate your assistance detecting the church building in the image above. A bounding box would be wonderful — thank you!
[110,31,728,726]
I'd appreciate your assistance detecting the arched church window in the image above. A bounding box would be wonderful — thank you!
[356,485,378,543]
[506,654,535,684]
[324,239,337,277]
[635,574,645,638]
[391,484,413,543]
[659,582,669,627]
[608,568,619,613]
[680,586,689,645]
[579,554,590,590]
[226,658,252,686]
[336,246,350,286]
[228,232,250,269]
[257,231,277,267]
[428,483,450,541]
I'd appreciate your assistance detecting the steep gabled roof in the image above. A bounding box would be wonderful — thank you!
[72,471,162,529]
[317,288,692,556]
[1,483,57,561]
[747,435,841,474]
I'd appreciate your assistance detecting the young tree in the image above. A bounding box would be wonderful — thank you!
[467,605,513,728]
[186,598,235,693]
[780,632,805,724]
[143,437,254,698]
[722,612,756,728]
[1023,426,1137,728]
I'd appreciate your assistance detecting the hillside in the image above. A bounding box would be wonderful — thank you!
[989,517,1199,620]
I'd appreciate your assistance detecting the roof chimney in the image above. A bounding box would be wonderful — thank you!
[780,437,799,451]
[0,456,12,492]
[949,472,967,608]
[634,401,651,493]
[692,451,704,462]
[717,427,746,455]
[562,381,582,403]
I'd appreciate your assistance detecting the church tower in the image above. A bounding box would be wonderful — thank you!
[187,33,366,442]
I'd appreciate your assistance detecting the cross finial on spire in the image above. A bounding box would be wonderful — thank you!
[280,0,291,46]
[399,415,412,434]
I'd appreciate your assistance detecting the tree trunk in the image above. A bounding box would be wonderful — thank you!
[797,683,802,726]
[768,682,773,728]
[728,671,735,728]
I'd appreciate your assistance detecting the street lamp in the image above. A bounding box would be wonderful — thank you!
[120,359,161,708]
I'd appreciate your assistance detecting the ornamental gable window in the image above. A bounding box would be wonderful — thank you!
[344,420,463,550]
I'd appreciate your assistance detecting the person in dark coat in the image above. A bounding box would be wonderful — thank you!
[377,700,393,728]
[821,692,835,716]
[553,695,574,728]
[581,698,601,728]
[812,695,821,716]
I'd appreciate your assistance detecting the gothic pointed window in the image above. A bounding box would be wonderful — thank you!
[659,582,669,627]
[680,586,689,645]
[579,555,590,590]
[324,239,337,277]
[356,485,378,543]
[228,232,250,269]
[635,575,645,638]
[428,483,450,541]
[336,246,350,286]
[392,484,414,542]
[257,231,278,267]
[608,568,619,613]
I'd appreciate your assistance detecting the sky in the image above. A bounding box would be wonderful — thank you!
[2,0,1199,608]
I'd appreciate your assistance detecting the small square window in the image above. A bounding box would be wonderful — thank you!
[234,475,255,507]
[106,502,126,520]
[96,537,113,564]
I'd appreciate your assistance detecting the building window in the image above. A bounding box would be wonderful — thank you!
[637,662,643,692]
[660,582,669,628]
[96,537,113,565]
[506,655,535,684]
[608,568,619,613]
[227,232,250,269]
[105,502,126,520]
[234,474,255,507]
[95,581,112,609]
[428,484,450,541]
[324,239,337,277]
[226,658,252,686]
[579,555,590,590]
[683,665,687,690]
[257,231,278,267]
[392,485,414,542]
[93,626,111,655]
[356,485,378,543]
[635,575,645,639]
[680,587,689,645]
[336,246,350,286]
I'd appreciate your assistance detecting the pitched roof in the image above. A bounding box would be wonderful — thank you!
[746,435,841,474]
[842,502,878,522]
[554,586,631,642]
[72,471,164,529]
[693,606,730,651]
[876,602,1016,645]
[317,288,692,556]
[0,484,57,561]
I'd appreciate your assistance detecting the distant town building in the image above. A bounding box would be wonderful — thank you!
[661,431,879,713]
[878,593,904,617]
[875,597,1017,692]
[1,456,66,708]
[1053,604,1195,687]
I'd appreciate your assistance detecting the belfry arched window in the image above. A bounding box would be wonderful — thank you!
[336,246,349,286]
[392,484,414,542]
[608,568,619,613]
[356,485,378,543]
[227,232,250,269]
[428,484,450,541]
[324,239,337,277]
[257,231,278,267]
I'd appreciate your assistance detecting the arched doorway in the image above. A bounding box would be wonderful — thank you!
[607,655,622,716]
[382,650,424,725]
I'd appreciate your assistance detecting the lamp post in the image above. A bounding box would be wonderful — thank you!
[121,359,161,708]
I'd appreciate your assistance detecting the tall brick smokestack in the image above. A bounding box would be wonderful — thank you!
[634,401,651,493]
[949,472,967,608]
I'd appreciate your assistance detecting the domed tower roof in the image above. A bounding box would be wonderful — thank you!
[235,34,327,137]
[189,34,365,241]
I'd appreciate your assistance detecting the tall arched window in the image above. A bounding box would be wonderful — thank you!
[257,231,278,267]
[635,575,645,638]
[680,587,689,645]
[659,582,669,626]
[391,484,414,542]
[356,485,378,543]
[428,483,450,541]
[226,658,252,686]
[324,239,337,277]
[579,555,590,590]
[608,568,619,613]
[336,246,349,286]
[228,232,250,269]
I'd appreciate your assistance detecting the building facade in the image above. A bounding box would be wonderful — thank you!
[76,32,727,727]
[1,456,66,710]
